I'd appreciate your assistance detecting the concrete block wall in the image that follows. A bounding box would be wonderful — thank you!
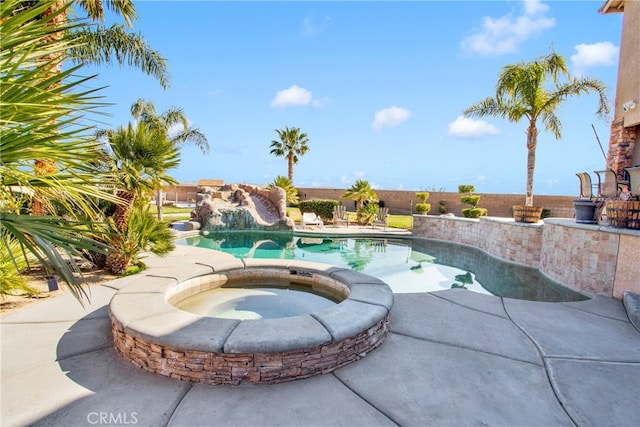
[296,187,576,218]
[164,185,576,218]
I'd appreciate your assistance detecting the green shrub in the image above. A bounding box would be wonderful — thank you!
[458,184,475,194]
[357,202,378,225]
[415,203,431,214]
[298,199,340,222]
[416,192,430,203]
[462,208,483,218]
[460,195,480,207]
[438,200,447,214]
[541,208,551,219]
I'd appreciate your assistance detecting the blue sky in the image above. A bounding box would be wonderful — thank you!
[88,0,623,196]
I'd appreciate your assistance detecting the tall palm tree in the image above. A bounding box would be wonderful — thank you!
[48,0,170,88]
[342,179,378,224]
[1,0,118,301]
[270,127,310,183]
[30,0,169,215]
[463,52,609,207]
[130,98,209,220]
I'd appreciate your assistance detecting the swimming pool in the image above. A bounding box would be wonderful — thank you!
[175,233,587,302]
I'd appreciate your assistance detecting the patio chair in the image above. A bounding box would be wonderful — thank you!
[593,169,619,199]
[301,212,323,229]
[372,207,389,230]
[332,205,350,227]
[576,172,597,199]
[625,166,640,199]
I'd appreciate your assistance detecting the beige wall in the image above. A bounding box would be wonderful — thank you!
[413,215,640,299]
[614,0,640,128]
[164,184,578,218]
[296,187,576,218]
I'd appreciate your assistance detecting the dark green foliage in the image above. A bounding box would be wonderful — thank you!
[438,200,447,214]
[460,195,480,207]
[458,185,475,194]
[298,199,340,222]
[416,192,430,203]
[541,208,551,219]
[462,208,488,218]
[415,203,431,214]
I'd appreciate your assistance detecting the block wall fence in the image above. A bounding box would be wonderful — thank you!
[412,215,640,300]
[163,185,576,218]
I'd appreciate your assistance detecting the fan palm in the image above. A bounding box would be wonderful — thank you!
[267,175,299,205]
[1,0,118,301]
[130,98,209,220]
[270,127,310,183]
[342,180,378,224]
[102,122,181,232]
[463,52,609,207]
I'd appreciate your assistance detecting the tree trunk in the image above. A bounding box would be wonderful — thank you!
[525,121,538,207]
[156,189,163,221]
[32,1,68,216]
[113,190,136,232]
[287,152,294,182]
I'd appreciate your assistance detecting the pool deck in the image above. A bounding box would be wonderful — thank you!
[1,227,639,426]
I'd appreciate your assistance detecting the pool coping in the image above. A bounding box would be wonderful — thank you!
[108,258,394,384]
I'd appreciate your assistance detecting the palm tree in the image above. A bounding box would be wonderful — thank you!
[130,98,209,220]
[45,0,170,88]
[342,179,378,224]
[100,121,180,274]
[463,52,609,207]
[270,127,310,183]
[267,175,299,205]
[29,0,169,215]
[103,122,181,231]
[1,0,118,301]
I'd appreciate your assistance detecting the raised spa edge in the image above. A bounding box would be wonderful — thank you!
[108,259,393,385]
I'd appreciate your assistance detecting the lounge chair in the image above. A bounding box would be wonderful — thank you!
[301,212,323,229]
[372,207,389,230]
[332,205,350,227]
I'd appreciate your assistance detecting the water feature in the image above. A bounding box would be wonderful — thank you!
[175,232,588,302]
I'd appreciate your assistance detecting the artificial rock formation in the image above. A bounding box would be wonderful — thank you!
[191,184,294,232]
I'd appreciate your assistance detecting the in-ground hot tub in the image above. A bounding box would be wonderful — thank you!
[109,260,393,385]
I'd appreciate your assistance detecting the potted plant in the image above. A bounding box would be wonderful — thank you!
[463,53,609,223]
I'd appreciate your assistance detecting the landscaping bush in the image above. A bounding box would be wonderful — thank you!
[459,184,487,218]
[415,192,431,214]
[438,200,447,214]
[298,199,340,222]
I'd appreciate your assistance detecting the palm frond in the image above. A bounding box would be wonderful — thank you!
[68,24,170,89]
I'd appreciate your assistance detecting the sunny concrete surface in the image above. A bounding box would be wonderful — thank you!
[2,245,639,426]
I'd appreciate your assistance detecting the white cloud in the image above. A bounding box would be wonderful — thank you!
[271,85,312,108]
[301,15,332,36]
[571,42,619,74]
[448,116,500,139]
[461,0,555,55]
[372,106,411,131]
[270,85,329,108]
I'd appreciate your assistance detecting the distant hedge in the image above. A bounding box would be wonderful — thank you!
[298,199,341,222]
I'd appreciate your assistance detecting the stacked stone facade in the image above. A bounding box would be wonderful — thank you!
[112,315,390,385]
[607,119,638,181]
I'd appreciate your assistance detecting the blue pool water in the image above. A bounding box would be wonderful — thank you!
[175,233,587,302]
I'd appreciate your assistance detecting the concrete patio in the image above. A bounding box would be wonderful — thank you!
[1,243,639,426]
